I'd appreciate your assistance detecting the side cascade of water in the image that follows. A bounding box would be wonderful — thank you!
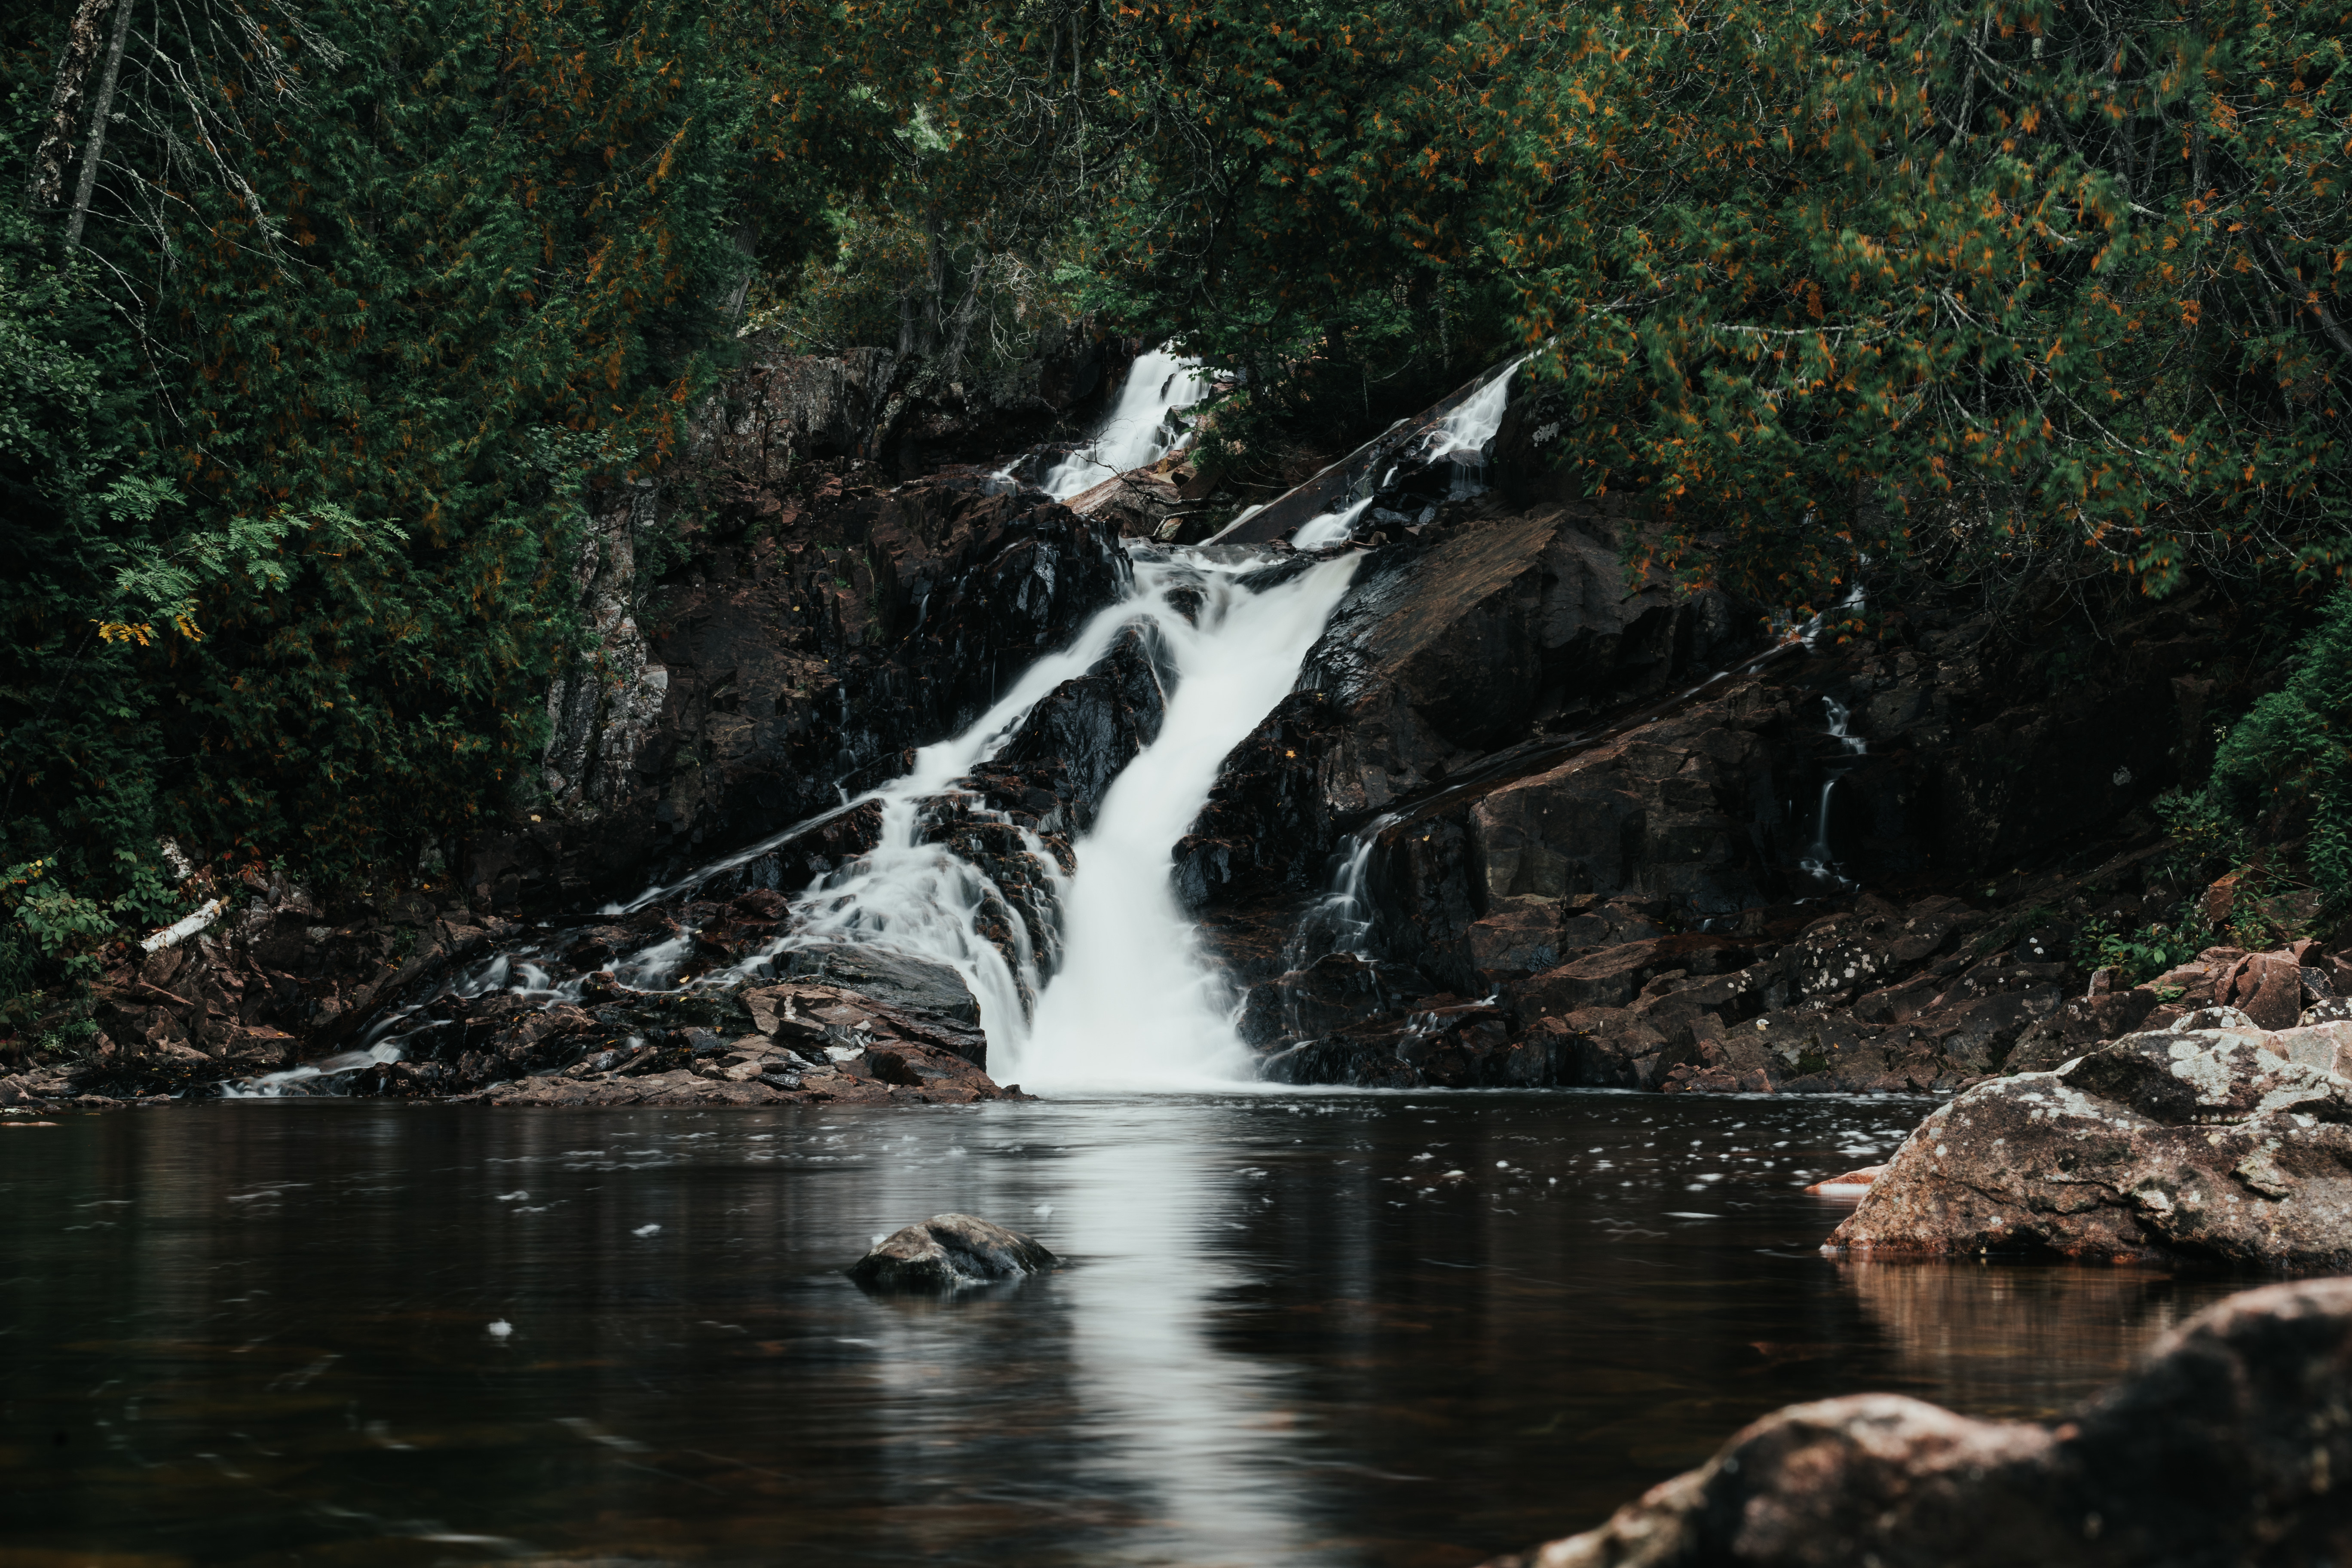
[1038,349,1210,502]
[1797,696,1869,888]
[1286,358,1522,548]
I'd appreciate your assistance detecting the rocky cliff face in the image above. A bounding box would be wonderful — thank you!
[5,341,2284,1116]
[474,469,1130,913]
[1190,507,2236,1091]
[511,329,1137,910]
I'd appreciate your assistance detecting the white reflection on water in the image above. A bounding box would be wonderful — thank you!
[1054,1104,1315,1562]
[842,1099,1323,1563]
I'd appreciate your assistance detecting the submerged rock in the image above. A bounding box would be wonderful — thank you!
[1827,1008,2352,1270]
[848,1213,1058,1290]
[1482,1278,2352,1568]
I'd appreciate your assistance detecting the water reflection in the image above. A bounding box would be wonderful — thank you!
[0,1096,2244,1566]
[1837,1260,2211,1421]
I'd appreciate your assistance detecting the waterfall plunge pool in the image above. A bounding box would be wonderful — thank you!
[1,1093,2236,1565]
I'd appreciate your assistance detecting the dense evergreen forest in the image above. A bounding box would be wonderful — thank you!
[5,0,2349,1020]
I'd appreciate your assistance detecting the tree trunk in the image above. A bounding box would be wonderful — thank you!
[64,0,135,248]
[24,0,119,211]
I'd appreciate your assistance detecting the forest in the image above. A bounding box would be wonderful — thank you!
[13,4,2352,1562]
[4,0,2349,1004]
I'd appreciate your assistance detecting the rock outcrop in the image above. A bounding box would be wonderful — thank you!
[848,1213,1059,1290]
[1826,1007,2352,1270]
[484,474,1133,910]
[1482,1278,2352,1568]
[1181,530,2236,1090]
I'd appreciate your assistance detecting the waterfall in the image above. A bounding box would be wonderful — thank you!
[1040,348,1210,502]
[1419,358,1520,462]
[1289,496,1374,550]
[1797,696,1868,888]
[1010,553,1362,1088]
[761,545,1361,1090]
[1282,358,1522,548]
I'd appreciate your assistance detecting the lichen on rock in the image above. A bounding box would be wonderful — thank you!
[1827,1007,2352,1271]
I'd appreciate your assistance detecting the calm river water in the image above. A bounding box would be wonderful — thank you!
[1,1093,2239,1566]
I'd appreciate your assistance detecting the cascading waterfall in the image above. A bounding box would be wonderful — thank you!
[1009,552,1362,1088]
[749,545,1361,1090]
[1039,348,1210,502]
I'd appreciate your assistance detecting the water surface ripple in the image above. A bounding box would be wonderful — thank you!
[1,1096,2236,1565]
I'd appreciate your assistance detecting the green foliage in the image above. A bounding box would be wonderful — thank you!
[0,122,189,997]
[3,0,863,998]
[1500,0,2352,615]
[2187,584,2352,911]
[2073,913,2213,986]
[2153,786,2255,885]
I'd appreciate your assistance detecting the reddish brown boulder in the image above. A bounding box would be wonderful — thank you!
[2225,950,2307,1030]
[1482,1279,2352,1568]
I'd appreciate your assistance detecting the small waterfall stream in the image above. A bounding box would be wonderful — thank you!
[1283,357,1521,548]
[1038,348,1209,501]
[1797,696,1868,888]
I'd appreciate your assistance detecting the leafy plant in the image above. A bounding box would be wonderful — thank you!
[2073,914,2216,988]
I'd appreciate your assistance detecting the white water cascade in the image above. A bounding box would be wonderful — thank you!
[768,545,1362,1091]
[1013,552,1362,1087]
[1285,357,1523,548]
[1797,695,1868,887]
[1040,348,1210,502]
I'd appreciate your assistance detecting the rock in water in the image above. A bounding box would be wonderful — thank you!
[1482,1278,2352,1568]
[1827,1008,2352,1270]
[848,1214,1057,1290]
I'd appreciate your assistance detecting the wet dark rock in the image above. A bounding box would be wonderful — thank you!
[1481,1278,2352,1568]
[1508,935,1758,1015]
[1829,1010,2352,1269]
[767,944,981,1030]
[1260,998,1550,1089]
[993,621,1172,830]
[1172,689,1354,907]
[682,802,887,904]
[848,1213,1059,1290]
[1065,466,1190,540]
[1235,951,1435,1050]
[483,1035,1016,1108]
[468,469,1132,915]
[1177,504,1751,923]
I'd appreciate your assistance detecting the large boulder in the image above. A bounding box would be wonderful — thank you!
[1482,1278,2352,1568]
[848,1214,1059,1290]
[1827,1008,2352,1270]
